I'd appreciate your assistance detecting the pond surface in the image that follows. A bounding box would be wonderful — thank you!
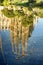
[0,18,43,65]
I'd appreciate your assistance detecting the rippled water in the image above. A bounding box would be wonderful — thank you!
[0,18,43,65]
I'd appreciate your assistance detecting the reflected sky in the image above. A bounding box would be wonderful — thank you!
[32,18,43,37]
[0,18,43,65]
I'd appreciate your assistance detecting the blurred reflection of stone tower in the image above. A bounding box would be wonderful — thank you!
[9,17,22,54]
[22,26,29,56]
[10,17,34,56]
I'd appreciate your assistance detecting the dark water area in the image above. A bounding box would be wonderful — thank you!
[0,18,43,65]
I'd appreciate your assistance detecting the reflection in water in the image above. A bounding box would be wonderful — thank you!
[9,20,34,56]
[0,9,43,65]
[0,36,6,64]
[0,10,40,65]
[0,36,2,49]
[22,26,29,56]
[0,11,38,57]
[0,11,11,30]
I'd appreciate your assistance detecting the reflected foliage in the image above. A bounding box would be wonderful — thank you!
[2,8,15,18]
[14,10,24,16]
[21,14,33,26]
[1,7,33,26]
[0,0,4,5]
[0,0,43,18]
[0,0,43,26]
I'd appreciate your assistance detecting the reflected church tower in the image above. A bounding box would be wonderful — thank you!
[9,17,22,54]
[22,26,29,56]
[10,17,34,56]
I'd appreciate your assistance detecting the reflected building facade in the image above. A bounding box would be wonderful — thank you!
[0,11,38,56]
[9,20,34,56]
[0,11,11,30]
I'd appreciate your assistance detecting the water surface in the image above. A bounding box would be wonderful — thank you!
[0,18,43,65]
